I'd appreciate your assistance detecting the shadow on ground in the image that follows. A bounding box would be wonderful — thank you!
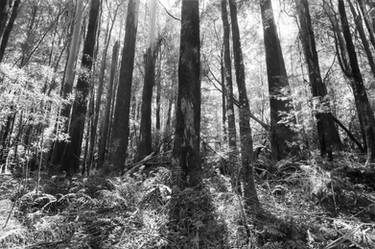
[161,184,230,249]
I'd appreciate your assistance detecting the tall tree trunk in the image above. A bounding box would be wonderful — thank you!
[97,41,120,168]
[228,0,260,212]
[172,0,201,188]
[137,0,158,160]
[87,6,119,171]
[164,86,174,140]
[348,0,375,79]
[0,0,20,62]
[163,64,177,141]
[137,48,156,159]
[52,0,84,165]
[0,113,16,166]
[260,0,296,160]
[83,82,95,175]
[221,0,239,187]
[338,0,375,164]
[220,49,227,143]
[108,0,140,172]
[62,0,100,175]
[19,4,38,68]
[0,0,10,42]
[155,47,162,147]
[325,1,368,151]
[296,0,341,159]
[358,0,375,51]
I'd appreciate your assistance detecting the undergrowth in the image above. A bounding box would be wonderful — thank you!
[0,151,374,248]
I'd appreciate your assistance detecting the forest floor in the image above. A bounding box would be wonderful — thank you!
[0,151,375,249]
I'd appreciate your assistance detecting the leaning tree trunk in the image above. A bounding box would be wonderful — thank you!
[172,0,201,188]
[325,1,368,151]
[338,0,375,165]
[107,0,140,172]
[61,0,100,175]
[97,41,120,168]
[358,0,375,51]
[221,0,239,184]
[0,0,20,62]
[260,0,296,160]
[0,0,10,42]
[348,0,375,79]
[228,0,260,213]
[296,0,341,159]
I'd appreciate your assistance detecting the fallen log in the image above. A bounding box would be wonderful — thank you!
[332,166,375,190]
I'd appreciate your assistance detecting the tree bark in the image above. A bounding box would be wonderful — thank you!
[107,0,140,172]
[296,0,341,159]
[324,1,368,151]
[51,0,84,165]
[62,0,100,175]
[358,0,375,51]
[137,0,159,160]
[260,0,296,160]
[0,0,10,43]
[338,0,375,165]
[220,49,227,143]
[221,0,238,182]
[228,0,260,212]
[97,41,120,168]
[137,47,157,160]
[0,112,16,166]
[0,0,20,63]
[348,0,375,80]
[172,0,201,188]
[87,5,119,171]
[155,46,162,146]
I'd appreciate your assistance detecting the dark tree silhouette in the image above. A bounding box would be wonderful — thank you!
[228,0,260,212]
[62,0,100,174]
[108,0,140,172]
[220,0,238,186]
[97,41,120,168]
[172,0,201,187]
[296,0,341,159]
[0,0,20,62]
[338,0,375,164]
[260,0,296,160]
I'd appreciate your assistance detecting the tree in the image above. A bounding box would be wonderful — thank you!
[324,0,368,150]
[358,0,375,51]
[108,0,140,172]
[295,0,341,159]
[228,0,260,212]
[62,0,100,174]
[260,0,296,160]
[220,0,238,185]
[347,0,375,79]
[87,2,120,172]
[137,0,159,160]
[0,0,20,62]
[338,0,375,164]
[172,0,201,187]
[97,41,120,168]
[155,47,162,146]
[0,0,11,41]
[51,0,84,165]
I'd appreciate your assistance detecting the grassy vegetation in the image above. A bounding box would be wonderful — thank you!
[0,152,375,248]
